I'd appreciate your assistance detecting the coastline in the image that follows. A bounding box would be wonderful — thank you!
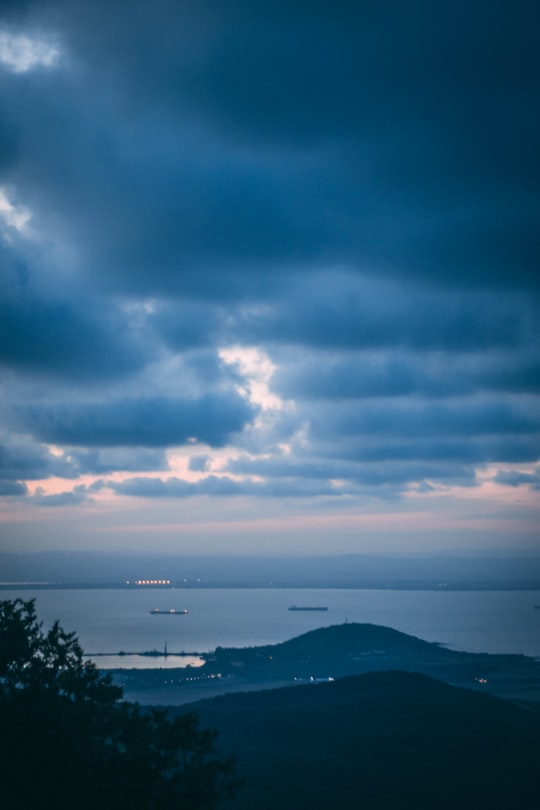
[106,623,540,709]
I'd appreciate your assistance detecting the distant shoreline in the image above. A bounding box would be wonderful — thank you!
[2,582,540,591]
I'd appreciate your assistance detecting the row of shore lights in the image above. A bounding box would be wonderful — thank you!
[132,579,171,586]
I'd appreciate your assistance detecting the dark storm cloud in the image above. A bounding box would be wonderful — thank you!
[16,393,256,448]
[233,395,540,482]
[0,0,539,504]
[334,435,540,467]
[149,302,224,351]
[0,111,18,173]
[1,65,312,298]
[309,398,539,441]
[169,0,540,291]
[0,253,154,381]
[2,0,538,298]
[234,274,535,353]
[272,350,540,401]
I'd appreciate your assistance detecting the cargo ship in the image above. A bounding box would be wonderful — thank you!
[288,605,328,611]
[150,608,188,615]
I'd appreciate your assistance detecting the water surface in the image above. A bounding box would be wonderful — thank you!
[3,587,539,667]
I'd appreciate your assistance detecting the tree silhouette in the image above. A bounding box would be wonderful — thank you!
[0,599,239,809]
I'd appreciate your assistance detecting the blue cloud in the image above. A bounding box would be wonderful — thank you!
[0,480,28,496]
[494,468,540,490]
[109,474,353,500]
[188,455,212,472]
[69,448,170,474]
[0,435,78,480]
[28,484,93,507]
[17,393,256,448]
[0,0,538,517]
[2,1,538,298]
[0,259,155,381]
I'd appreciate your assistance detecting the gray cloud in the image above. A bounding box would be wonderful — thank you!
[0,435,170,489]
[494,468,540,490]
[308,398,539,441]
[232,274,535,352]
[188,455,212,473]
[0,255,155,381]
[1,0,538,300]
[28,484,95,507]
[0,435,78,480]
[0,0,538,522]
[16,393,256,448]
[226,455,477,490]
[0,480,28,496]
[109,474,353,500]
[334,435,540,466]
[69,448,170,475]
[149,301,224,351]
[273,351,540,401]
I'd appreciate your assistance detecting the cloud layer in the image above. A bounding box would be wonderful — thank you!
[1,1,539,552]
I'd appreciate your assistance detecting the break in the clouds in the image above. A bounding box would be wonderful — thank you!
[0,29,60,73]
[1,0,539,554]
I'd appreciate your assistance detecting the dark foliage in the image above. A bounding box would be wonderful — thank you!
[0,599,239,809]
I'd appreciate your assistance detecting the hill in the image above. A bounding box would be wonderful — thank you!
[178,670,540,810]
[116,623,540,706]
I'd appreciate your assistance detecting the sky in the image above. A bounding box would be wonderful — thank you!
[0,0,539,559]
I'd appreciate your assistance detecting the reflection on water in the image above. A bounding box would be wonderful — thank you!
[85,653,205,670]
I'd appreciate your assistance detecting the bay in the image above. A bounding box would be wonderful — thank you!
[2,587,539,667]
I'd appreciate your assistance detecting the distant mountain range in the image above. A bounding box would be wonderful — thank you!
[3,551,540,588]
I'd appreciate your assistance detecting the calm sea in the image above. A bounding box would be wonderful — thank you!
[2,588,539,667]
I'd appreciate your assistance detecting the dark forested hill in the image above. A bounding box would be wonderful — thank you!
[174,671,540,810]
[199,622,540,701]
[118,622,540,706]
